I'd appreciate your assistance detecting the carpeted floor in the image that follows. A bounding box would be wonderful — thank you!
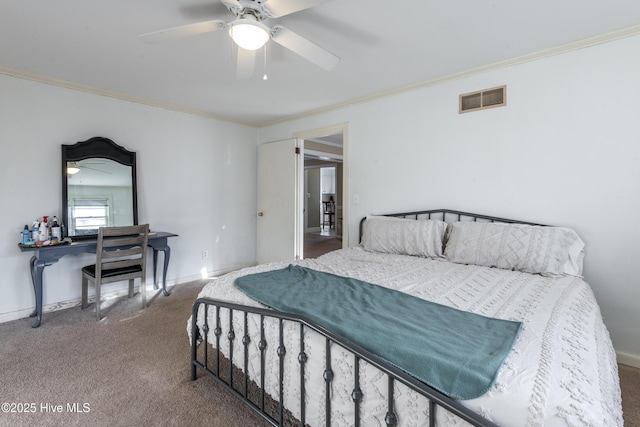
[620,363,640,426]
[0,280,638,426]
[0,281,270,427]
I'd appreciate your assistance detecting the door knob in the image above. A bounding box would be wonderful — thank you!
[258,212,264,217]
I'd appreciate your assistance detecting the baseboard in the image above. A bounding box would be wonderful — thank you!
[206,263,256,279]
[0,287,144,324]
[0,264,256,325]
[617,352,640,369]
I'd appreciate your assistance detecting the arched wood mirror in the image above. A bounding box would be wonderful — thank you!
[62,137,138,240]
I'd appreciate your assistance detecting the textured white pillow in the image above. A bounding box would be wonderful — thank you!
[444,222,584,276]
[362,216,447,258]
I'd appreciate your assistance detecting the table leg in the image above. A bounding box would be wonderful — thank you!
[161,247,171,296]
[152,248,171,297]
[29,256,45,328]
[153,250,159,290]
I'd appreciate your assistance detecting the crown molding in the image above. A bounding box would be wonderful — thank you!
[258,23,640,127]
[0,66,256,127]
[3,23,640,128]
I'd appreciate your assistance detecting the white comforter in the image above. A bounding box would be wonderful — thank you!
[188,247,622,426]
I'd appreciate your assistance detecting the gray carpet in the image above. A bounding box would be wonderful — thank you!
[620,363,640,426]
[0,281,270,427]
[0,280,637,426]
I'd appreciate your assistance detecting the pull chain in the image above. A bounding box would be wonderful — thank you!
[263,43,268,81]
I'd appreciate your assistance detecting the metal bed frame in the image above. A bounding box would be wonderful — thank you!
[358,208,543,243]
[191,209,543,427]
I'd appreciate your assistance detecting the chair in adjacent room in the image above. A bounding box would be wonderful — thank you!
[322,200,335,230]
[81,224,149,320]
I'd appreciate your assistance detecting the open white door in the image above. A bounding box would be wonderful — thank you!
[257,139,303,263]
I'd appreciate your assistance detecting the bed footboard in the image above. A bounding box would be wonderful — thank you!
[190,297,498,427]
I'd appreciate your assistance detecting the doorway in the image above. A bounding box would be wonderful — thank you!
[256,126,347,263]
[301,131,344,258]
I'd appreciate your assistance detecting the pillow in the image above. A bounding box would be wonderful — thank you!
[443,221,584,276]
[362,216,447,258]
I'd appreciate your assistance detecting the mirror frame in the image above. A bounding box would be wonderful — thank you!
[61,136,138,240]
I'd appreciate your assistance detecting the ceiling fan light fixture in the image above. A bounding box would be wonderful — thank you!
[67,162,80,175]
[229,16,270,51]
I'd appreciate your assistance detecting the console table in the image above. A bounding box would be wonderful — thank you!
[19,231,177,328]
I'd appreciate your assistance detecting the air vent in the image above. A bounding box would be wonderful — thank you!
[459,85,506,113]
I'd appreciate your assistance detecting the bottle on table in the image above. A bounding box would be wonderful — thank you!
[21,225,30,244]
[51,216,61,240]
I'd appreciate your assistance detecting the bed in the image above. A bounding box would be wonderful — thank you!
[188,209,622,426]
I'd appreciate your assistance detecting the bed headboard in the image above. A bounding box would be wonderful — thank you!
[358,209,544,243]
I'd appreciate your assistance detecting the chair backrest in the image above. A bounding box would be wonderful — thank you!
[95,224,149,283]
[322,201,335,213]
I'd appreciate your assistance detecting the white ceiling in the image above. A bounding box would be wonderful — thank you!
[2,1,640,126]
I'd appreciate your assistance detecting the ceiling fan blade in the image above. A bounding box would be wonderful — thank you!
[236,48,256,80]
[271,26,339,71]
[263,0,333,18]
[139,20,226,44]
[219,0,242,9]
[82,166,112,175]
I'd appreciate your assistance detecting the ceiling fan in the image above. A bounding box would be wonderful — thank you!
[67,161,112,175]
[139,0,340,79]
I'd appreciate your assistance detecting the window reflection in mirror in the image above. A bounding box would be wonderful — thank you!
[66,158,134,236]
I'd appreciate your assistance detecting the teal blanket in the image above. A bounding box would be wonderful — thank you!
[234,265,522,400]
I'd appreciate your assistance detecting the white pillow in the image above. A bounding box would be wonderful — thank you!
[362,216,447,258]
[444,221,584,277]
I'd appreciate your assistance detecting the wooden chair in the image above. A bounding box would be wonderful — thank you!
[322,201,335,229]
[81,224,149,320]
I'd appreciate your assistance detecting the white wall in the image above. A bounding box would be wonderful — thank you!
[0,74,258,320]
[259,35,640,362]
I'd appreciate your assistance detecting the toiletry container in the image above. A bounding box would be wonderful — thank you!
[21,225,30,244]
[38,216,49,241]
[51,216,61,240]
[31,220,39,241]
